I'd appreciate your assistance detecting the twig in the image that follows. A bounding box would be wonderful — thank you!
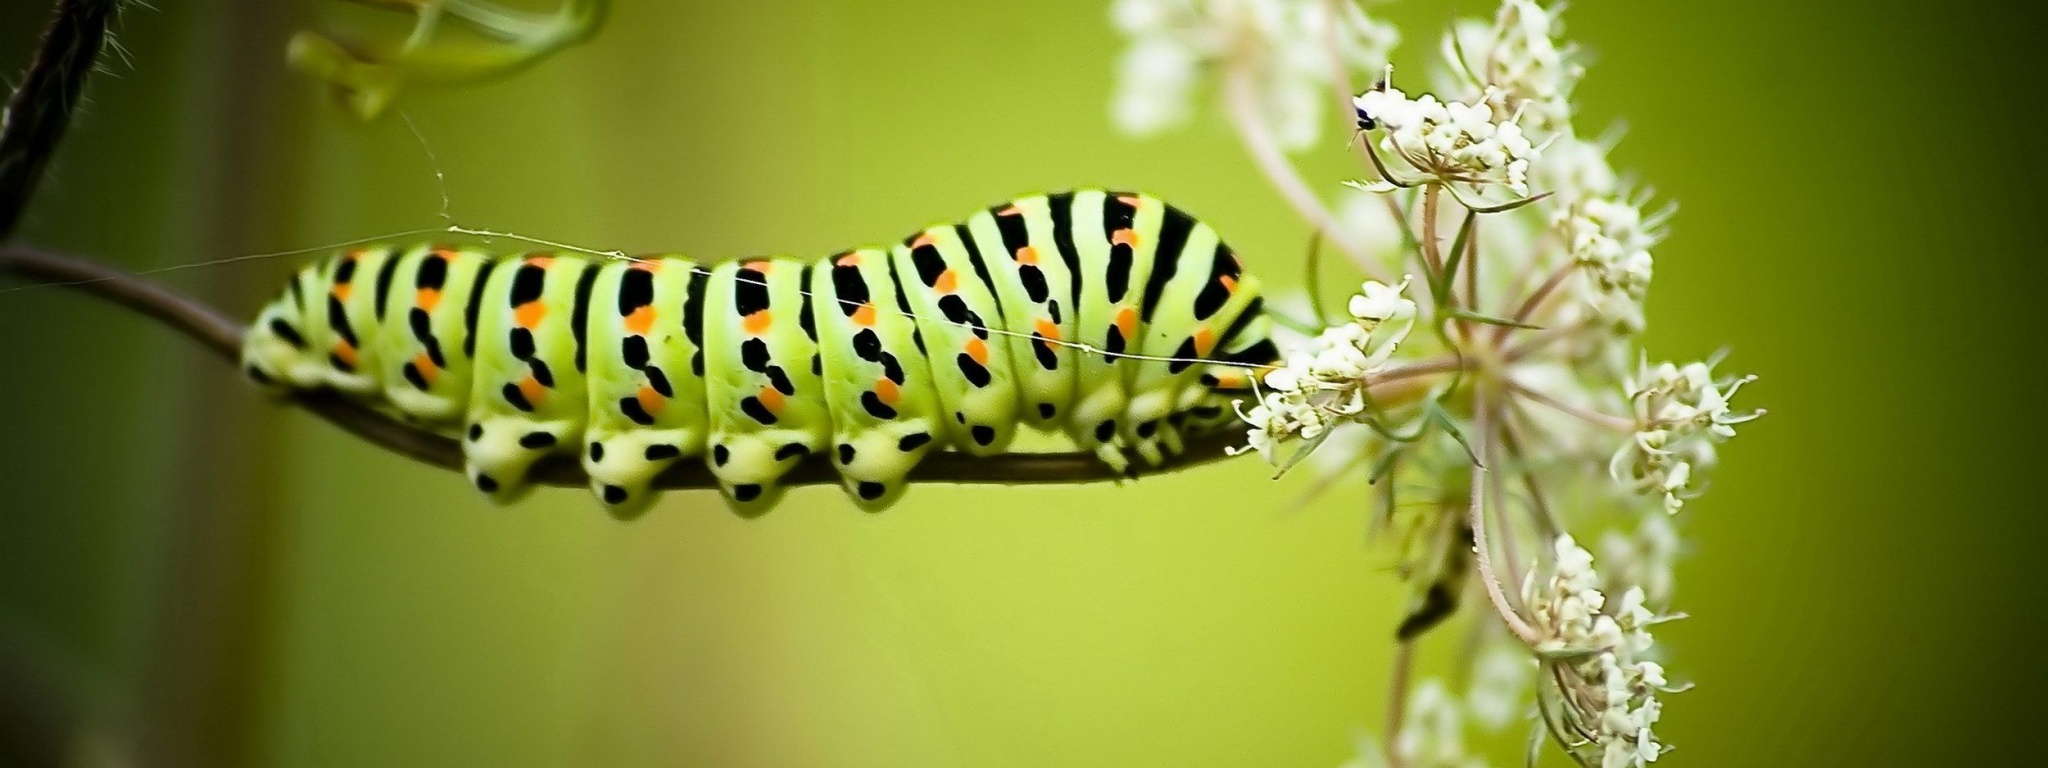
[0,243,1256,489]
[0,0,118,239]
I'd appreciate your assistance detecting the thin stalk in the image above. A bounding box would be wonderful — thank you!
[1497,411,1564,538]
[1383,640,1415,768]
[1221,66,1394,285]
[1496,259,1574,344]
[1508,381,1632,432]
[1469,392,1545,647]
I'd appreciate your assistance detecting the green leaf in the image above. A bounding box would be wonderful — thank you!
[1272,427,1335,478]
[1367,446,1404,485]
[1427,404,1482,467]
[1434,210,1478,307]
[1303,230,1331,326]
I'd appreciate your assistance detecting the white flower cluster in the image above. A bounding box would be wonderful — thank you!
[1232,278,1417,464]
[1354,83,1541,194]
[1524,537,1676,768]
[1555,195,1663,331]
[1111,0,1397,150]
[1610,359,1762,513]
[1441,0,1581,132]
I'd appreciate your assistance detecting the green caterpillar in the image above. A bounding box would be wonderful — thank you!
[240,190,1279,513]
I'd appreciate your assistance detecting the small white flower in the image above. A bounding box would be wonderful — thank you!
[1525,537,1676,768]
[1353,78,1543,194]
[1610,358,1763,513]
[1553,193,1666,332]
[1439,0,1582,133]
[1232,278,1419,468]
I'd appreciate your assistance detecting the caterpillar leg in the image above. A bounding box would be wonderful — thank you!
[892,225,1020,456]
[242,262,331,390]
[462,254,595,503]
[581,258,711,517]
[815,249,947,510]
[702,259,830,511]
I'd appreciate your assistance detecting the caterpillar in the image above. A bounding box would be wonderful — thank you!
[240,190,1279,513]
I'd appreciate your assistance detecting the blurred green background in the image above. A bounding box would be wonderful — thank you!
[1,0,2042,766]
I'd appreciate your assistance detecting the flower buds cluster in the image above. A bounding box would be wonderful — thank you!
[1610,359,1762,513]
[1556,195,1662,331]
[1233,278,1417,464]
[1354,84,1541,194]
[1524,537,1680,768]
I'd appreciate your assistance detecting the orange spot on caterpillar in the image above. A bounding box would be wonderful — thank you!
[331,284,353,302]
[624,305,656,334]
[1193,325,1216,356]
[515,301,548,330]
[835,252,861,267]
[416,288,441,312]
[742,260,773,274]
[430,245,459,259]
[1014,245,1039,265]
[934,269,958,295]
[519,374,548,407]
[331,341,358,367]
[911,231,939,248]
[1114,306,1138,342]
[412,353,440,383]
[742,310,773,335]
[525,255,555,268]
[873,377,900,406]
[1112,228,1139,247]
[758,385,786,413]
[964,337,989,365]
[1117,194,1143,207]
[1218,274,1238,292]
[852,303,878,327]
[637,385,666,417]
[629,259,661,272]
[996,206,1022,217]
[1034,317,1061,340]
[1215,372,1248,389]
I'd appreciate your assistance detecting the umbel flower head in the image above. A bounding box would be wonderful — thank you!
[1353,83,1541,195]
[1109,0,1764,765]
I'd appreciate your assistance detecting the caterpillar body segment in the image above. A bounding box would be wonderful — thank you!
[893,223,1019,457]
[240,190,1279,511]
[817,248,946,508]
[702,258,834,510]
[582,257,711,515]
[376,245,494,424]
[463,254,596,503]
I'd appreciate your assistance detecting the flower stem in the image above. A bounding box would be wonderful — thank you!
[1221,66,1394,285]
[1495,259,1574,344]
[1508,381,1632,432]
[1469,394,1546,647]
[1383,640,1414,768]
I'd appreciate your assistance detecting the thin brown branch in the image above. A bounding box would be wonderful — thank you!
[0,243,1256,489]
